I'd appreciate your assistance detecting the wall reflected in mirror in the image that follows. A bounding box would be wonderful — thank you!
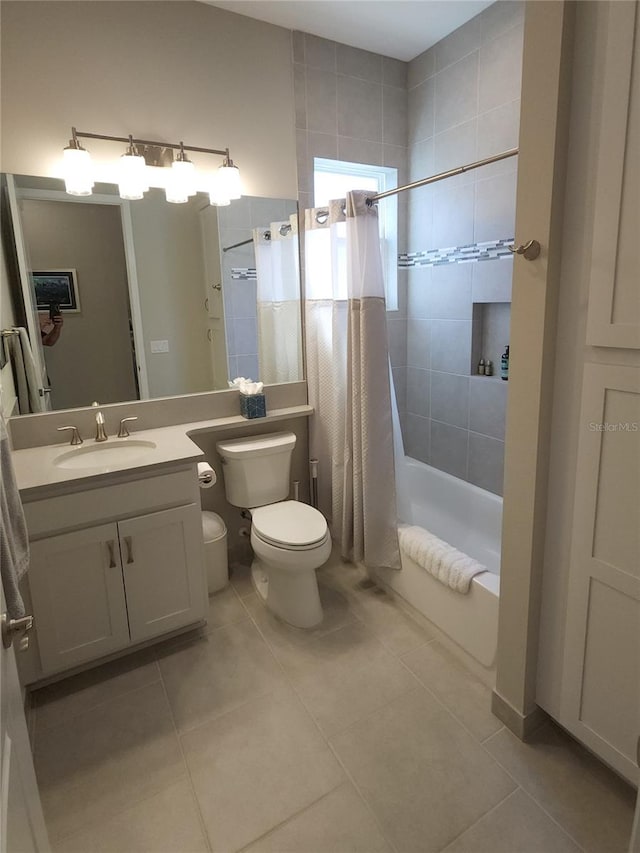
[1,174,302,415]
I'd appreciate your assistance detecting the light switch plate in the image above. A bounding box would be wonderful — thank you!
[150,340,169,353]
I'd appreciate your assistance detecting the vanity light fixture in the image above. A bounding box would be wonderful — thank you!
[216,154,242,201]
[62,128,95,196]
[62,127,241,205]
[117,136,148,201]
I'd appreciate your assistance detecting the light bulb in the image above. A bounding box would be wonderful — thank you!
[63,146,94,196]
[171,157,197,197]
[208,172,230,207]
[217,161,241,200]
[118,152,147,200]
[165,169,188,204]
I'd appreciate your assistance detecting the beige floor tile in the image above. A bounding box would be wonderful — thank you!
[442,788,582,853]
[35,682,186,842]
[331,687,516,852]
[317,551,371,595]
[347,583,434,655]
[182,688,345,852]
[244,581,360,651]
[277,621,419,737]
[158,619,286,733]
[229,561,254,597]
[243,783,392,853]
[401,639,502,741]
[52,779,208,853]
[205,585,247,631]
[33,649,160,735]
[484,723,636,853]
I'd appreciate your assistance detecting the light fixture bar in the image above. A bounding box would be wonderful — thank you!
[72,127,229,158]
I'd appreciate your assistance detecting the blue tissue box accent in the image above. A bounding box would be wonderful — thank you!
[240,393,266,419]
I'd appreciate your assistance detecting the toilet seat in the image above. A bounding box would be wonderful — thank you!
[252,501,328,550]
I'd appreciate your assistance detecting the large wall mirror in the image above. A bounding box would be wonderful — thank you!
[0,173,302,415]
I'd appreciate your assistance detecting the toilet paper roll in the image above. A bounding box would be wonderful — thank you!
[197,462,216,488]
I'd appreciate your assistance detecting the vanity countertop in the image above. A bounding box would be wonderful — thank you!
[12,404,313,499]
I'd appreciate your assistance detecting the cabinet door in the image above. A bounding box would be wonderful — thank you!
[118,504,206,644]
[29,523,130,675]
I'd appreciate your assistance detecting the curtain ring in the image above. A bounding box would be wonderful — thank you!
[315,209,329,225]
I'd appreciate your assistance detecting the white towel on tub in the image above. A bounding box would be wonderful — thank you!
[398,524,487,594]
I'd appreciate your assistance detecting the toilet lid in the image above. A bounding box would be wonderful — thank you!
[252,501,327,548]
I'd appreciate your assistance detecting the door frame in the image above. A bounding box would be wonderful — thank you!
[9,183,150,399]
[492,0,577,735]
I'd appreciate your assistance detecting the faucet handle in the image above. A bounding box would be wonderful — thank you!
[118,416,138,438]
[57,425,83,446]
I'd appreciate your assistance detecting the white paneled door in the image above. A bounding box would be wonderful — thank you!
[0,586,50,852]
[560,0,640,787]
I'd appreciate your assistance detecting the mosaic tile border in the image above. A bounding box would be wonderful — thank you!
[399,238,514,268]
[231,268,257,280]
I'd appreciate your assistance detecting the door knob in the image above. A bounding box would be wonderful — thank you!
[1,613,34,649]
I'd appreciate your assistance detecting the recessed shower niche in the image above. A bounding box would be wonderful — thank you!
[470,257,513,378]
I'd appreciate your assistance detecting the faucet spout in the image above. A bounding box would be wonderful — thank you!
[95,410,108,442]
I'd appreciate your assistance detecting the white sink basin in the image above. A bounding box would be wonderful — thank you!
[54,439,158,471]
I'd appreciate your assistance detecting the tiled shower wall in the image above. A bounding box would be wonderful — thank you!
[291,1,523,496]
[402,1,524,495]
[291,30,410,350]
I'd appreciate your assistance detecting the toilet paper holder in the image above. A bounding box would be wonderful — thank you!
[198,462,216,488]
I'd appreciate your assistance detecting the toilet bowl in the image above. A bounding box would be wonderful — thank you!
[215,432,332,629]
[250,501,331,628]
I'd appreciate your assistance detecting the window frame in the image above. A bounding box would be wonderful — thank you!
[313,158,399,311]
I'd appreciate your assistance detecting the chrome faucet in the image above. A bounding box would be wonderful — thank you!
[57,425,83,446]
[92,402,108,442]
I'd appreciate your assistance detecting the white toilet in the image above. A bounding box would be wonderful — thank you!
[216,431,331,628]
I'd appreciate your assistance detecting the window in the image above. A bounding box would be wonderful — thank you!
[313,158,399,311]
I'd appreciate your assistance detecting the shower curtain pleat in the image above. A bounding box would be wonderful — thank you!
[304,190,400,570]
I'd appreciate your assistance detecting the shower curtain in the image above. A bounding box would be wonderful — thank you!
[304,190,400,570]
[253,214,303,384]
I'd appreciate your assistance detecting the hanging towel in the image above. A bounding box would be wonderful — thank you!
[0,414,29,618]
[398,524,486,594]
[9,328,41,415]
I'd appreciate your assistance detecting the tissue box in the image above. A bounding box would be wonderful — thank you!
[240,392,266,419]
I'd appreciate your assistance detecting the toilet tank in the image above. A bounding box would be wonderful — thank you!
[216,431,296,508]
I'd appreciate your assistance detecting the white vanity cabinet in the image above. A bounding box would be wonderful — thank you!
[29,523,130,672]
[21,466,207,682]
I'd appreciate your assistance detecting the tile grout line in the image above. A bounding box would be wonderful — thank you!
[156,668,214,853]
[43,680,195,849]
[238,588,402,853]
[234,783,345,853]
[438,786,522,852]
[32,665,163,745]
[474,729,589,853]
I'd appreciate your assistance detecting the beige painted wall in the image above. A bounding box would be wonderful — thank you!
[20,199,138,409]
[130,191,213,398]
[0,1,297,199]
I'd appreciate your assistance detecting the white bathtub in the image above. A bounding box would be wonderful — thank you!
[376,456,501,671]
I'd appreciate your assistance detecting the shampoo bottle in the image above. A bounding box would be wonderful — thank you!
[501,345,510,381]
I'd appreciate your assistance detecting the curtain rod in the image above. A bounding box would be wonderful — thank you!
[222,222,292,253]
[367,148,519,203]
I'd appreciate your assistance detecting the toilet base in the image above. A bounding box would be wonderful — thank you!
[251,557,323,629]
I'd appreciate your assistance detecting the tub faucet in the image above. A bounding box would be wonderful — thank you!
[92,402,108,442]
